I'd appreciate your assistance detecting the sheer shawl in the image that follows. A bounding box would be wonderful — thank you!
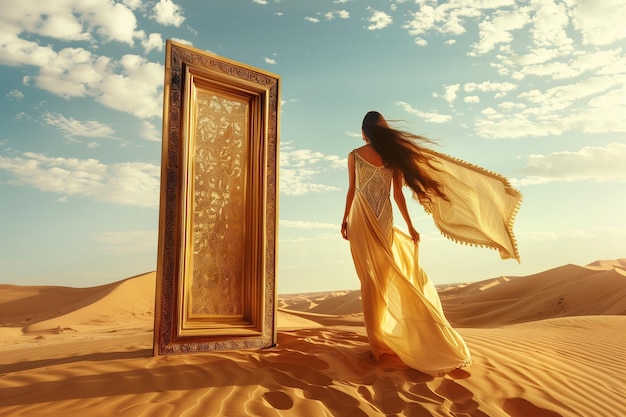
[417,149,522,262]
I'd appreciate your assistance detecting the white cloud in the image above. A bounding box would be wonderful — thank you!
[521,226,626,242]
[464,96,480,103]
[476,104,626,138]
[394,101,452,123]
[525,75,616,105]
[170,37,194,47]
[443,84,460,105]
[139,121,161,142]
[472,9,531,55]
[463,81,518,99]
[280,147,344,196]
[14,112,30,121]
[474,73,625,138]
[0,34,66,68]
[498,101,525,111]
[0,0,141,45]
[505,48,560,68]
[305,16,320,23]
[570,0,626,46]
[252,0,269,5]
[151,0,185,27]
[464,81,517,94]
[95,2,142,43]
[139,32,164,54]
[42,113,116,139]
[576,48,626,77]
[28,47,103,98]
[0,152,160,207]
[404,4,481,40]
[92,230,157,254]
[403,1,625,143]
[404,5,436,36]
[367,10,392,30]
[529,0,572,51]
[518,60,580,79]
[474,115,547,138]
[264,57,277,65]
[513,142,626,185]
[326,10,350,20]
[280,220,337,229]
[446,7,482,34]
[123,0,143,10]
[281,98,300,109]
[95,54,164,119]
[6,89,24,100]
[1,13,164,120]
[402,0,625,53]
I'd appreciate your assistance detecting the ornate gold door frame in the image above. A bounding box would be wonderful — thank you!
[154,41,279,355]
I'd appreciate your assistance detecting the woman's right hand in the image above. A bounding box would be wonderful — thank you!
[341,222,348,240]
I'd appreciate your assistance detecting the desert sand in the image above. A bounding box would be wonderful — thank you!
[1,260,625,416]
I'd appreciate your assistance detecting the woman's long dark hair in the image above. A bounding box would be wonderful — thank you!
[361,111,448,203]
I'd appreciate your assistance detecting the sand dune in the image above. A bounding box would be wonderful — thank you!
[440,261,626,327]
[0,272,155,331]
[1,259,624,416]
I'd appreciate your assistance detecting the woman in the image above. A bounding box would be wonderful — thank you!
[341,111,521,377]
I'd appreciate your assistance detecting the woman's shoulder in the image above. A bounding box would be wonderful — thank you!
[354,145,384,166]
[352,144,375,156]
[350,145,368,152]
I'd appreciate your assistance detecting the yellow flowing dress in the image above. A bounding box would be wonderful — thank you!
[347,145,524,377]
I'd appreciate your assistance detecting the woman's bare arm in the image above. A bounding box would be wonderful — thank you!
[393,170,419,243]
[341,152,356,240]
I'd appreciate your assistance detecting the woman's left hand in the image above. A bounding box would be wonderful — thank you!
[409,226,420,244]
[341,222,348,240]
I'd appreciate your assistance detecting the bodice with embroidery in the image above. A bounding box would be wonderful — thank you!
[354,151,394,238]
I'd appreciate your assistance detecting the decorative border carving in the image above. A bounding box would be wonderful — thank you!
[154,40,279,355]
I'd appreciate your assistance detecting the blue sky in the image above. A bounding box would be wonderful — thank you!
[0,0,624,293]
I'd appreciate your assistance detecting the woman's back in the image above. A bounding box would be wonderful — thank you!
[354,144,384,167]
[353,149,393,239]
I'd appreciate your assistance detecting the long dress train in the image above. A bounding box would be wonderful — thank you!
[347,151,472,376]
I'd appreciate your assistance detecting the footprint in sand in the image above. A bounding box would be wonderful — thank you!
[262,391,293,410]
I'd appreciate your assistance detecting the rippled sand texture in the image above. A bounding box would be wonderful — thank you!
[1,259,625,416]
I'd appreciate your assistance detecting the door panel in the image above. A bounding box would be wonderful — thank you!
[154,40,280,354]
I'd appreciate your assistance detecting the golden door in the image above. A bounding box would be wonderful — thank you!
[154,40,280,355]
